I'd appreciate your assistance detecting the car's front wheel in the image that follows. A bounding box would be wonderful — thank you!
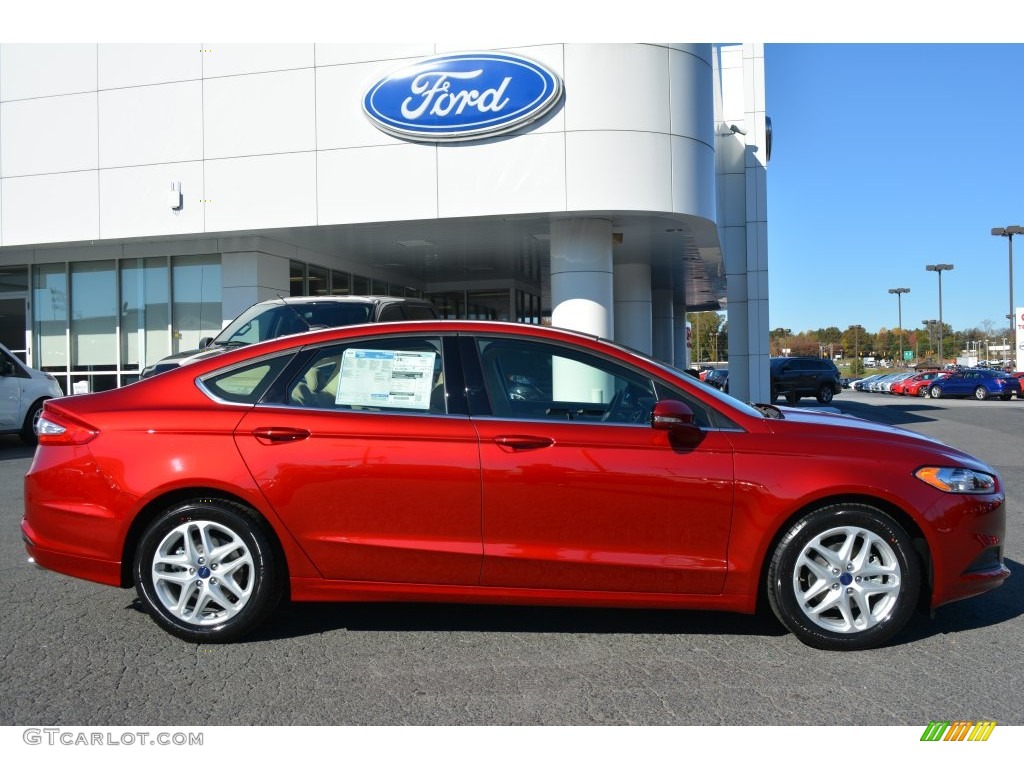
[134,498,282,643]
[816,385,834,404]
[930,385,943,399]
[766,504,921,651]
[974,386,988,401]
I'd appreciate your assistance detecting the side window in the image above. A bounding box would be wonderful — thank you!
[377,305,405,322]
[475,338,656,425]
[201,354,295,404]
[286,336,446,415]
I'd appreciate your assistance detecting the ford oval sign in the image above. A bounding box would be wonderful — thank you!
[363,52,563,142]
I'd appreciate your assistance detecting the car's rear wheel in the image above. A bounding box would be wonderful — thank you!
[816,385,834,404]
[766,504,921,651]
[930,385,943,399]
[974,386,988,401]
[134,498,282,643]
[20,398,47,445]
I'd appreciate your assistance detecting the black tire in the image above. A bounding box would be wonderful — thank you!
[770,385,779,402]
[766,504,921,651]
[929,385,943,399]
[786,391,799,405]
[134,498,282,643]
[974,386,988,401]
[1000,394,1011,401]
[19,398,47,445]
[816,385,834,404]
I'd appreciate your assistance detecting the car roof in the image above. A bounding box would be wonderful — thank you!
[251,295,434,307]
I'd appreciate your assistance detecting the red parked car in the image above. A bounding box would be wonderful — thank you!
[900,371,950,397]
[22,321,1009,651]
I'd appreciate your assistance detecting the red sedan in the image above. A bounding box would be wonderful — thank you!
[22,321,1009,651]
[900,371,950,397]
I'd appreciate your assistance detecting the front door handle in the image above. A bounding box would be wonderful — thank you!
[251,427,311,444]
[494,435,555,451]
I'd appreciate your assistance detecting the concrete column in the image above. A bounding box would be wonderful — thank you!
[652,286,674,365]
[550,218,614,338]
[673,301,690,370]
[613,258,652,355]
[550,219,615,402]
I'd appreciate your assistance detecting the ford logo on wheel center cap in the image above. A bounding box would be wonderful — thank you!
[363,52,563,142]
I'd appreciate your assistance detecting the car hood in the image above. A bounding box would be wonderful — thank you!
[762,405,994,470]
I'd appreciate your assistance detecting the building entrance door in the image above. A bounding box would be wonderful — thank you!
[0,294,29,364]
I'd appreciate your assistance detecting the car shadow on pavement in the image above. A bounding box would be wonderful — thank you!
[241,601,791,643]
[173,555,1018,645]
[895,557,1024,646]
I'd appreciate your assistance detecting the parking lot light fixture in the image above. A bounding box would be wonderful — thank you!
[888,288,910,365]
[926,264,954,365]
[991,226,1022,339]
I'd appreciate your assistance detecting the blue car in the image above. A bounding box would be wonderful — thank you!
[927,369,1021,401]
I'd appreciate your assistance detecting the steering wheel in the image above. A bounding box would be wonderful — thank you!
[601,388,627,422]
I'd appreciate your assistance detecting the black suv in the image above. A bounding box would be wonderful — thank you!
[141,296,439,378]
[770,356,842,404]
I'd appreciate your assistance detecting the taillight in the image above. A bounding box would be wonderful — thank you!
[36,412,98,446]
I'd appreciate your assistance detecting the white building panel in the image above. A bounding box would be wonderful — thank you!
[437,132,566,218]
[563,44,670,134]
[0,44,96,101]
[671,136,716,219]
[565,131,672,212]
[1,93,98,177]
[203,69,316,159]
[98,44,203,89]
[316,61,408,150]
[201,44,314,78]
[1,171,99,246]
[318,144,438,224]
[204,152,317,232]
[99,162,205,239]
[669,46,715,146]
[99,81,204,168]
[315,44,435,67]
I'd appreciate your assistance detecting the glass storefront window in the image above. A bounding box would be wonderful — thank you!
[352,274,370,295]
[121,258,170,369]
[331,271,351,295]
[33,263,68,370]
[290,261,306,296]
[172,255,222,354]
[71,261,117,367]
[308,265,328,296]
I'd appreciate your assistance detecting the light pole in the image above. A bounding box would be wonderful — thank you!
[888,287,910,366]
[991,226,1021,340]
[926,264,954,365]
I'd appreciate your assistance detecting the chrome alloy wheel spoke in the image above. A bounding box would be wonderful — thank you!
[793,525,903,635]
[151,520,255,626]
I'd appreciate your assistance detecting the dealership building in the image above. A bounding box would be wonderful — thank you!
[0,43,770,401]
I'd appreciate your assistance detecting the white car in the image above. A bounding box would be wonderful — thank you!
[0,343,63,444]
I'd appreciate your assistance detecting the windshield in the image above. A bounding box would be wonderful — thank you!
[214,301,373,346]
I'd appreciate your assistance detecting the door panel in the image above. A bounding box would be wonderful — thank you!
[470,335,734,595]
[234,408,482,584]
[475,419,734,594]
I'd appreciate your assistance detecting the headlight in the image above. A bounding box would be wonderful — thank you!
[915,467,997,494]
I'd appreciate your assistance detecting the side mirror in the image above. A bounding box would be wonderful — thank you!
[0,360,14,377]
[198,336,214,350]
[651,399,697,431]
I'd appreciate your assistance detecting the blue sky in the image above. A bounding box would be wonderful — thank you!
[765,43,1024,338]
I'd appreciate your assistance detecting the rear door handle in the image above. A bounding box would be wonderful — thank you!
[494,435,555,451]
[251,427,311,444]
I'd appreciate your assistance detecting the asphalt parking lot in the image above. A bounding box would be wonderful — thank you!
[1,390,1021,726]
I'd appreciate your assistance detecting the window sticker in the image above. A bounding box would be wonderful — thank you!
[336,348,436,410]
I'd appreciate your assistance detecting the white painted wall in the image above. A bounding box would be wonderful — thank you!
[0,43,718,247]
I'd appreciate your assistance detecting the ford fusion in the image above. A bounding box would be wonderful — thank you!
[22,322,1009,650]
